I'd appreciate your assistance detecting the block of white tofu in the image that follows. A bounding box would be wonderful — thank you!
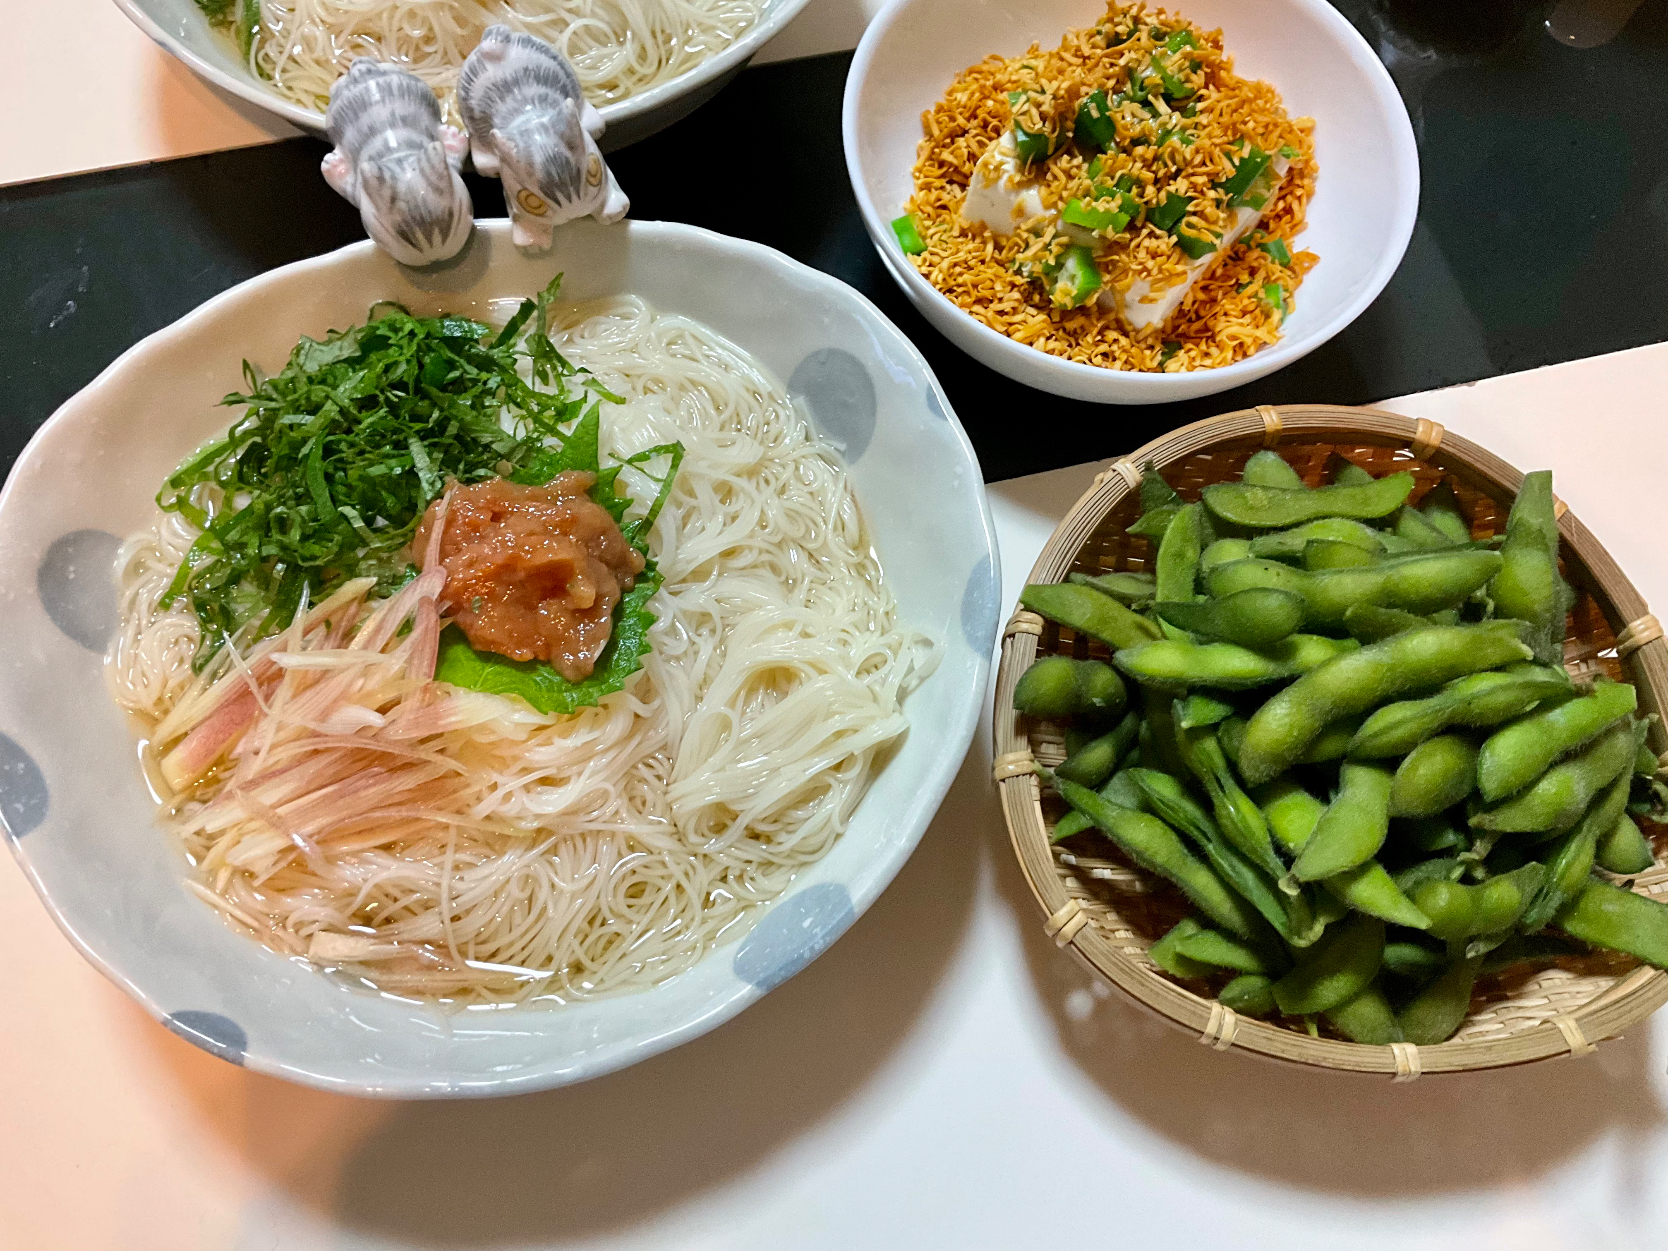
[961,132,1048,235]
[1104,156,1290,332]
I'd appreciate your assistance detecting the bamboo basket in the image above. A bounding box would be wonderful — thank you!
[993,404,1668,1078]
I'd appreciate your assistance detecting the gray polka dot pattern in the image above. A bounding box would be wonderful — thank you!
[37,530,121,652]
[789,349,877,463]
[0,734,48,840]
[734,882,856,992]
[960,554,1001,653]
[166,1011,248,1066]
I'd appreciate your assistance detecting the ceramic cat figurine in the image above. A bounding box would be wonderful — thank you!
[457,25,630,251]
[321,59,474,267]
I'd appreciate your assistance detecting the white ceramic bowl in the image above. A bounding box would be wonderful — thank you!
[843,0,1420,403]
[111,0,813,149]
[0,219,998,1097]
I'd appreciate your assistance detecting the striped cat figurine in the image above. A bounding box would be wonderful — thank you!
[321,59,474,267]
[458,25,630,251]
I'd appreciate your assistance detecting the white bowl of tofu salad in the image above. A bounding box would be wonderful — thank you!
[843,0,1419,403]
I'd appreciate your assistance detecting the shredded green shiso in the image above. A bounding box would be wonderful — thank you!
[158,275,683,715]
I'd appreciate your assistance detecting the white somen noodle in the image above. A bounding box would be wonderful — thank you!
[106,296,934,1005]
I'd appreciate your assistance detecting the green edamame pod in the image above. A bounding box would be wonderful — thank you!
[1155,504,1207,641]
[1013,655,1128,721]
[1249,517,1387,562]
[1200,538,1253,576]
[1141,685,1190,777]
[1155,587,1306,648]
[1398,954,1483,1044]
[1207,549,1504,628]
[1382,940,1447,983]
[1473,863,1544,935]
[1149,917,1212,978]
[1472,719,1641,833]
[1388,734,1479,818]
[1403,816,1466,853]
[1351,666,1572,758]
[1219,974,1277,1016]
[1051,811,1093,842]
[1322,861,1431,928]
[1175,927,1282,974]
[1521,772,1631,932]
[1595,812,1655,875]
[1237,623,1533,785]
[1069,569,1157,606]
[1328,455,1374,488]
[1299,716,1363,764]
[1477,677,1637,802]
[1393,856,1465,895]
[1394,505,1454,550]
[1055,775,1262,938]
[1056,710,1142,787]
[1304,539,1379,570]
[1177,727,1287,880]
[1489,470,1575,666]
[1175,694,1235,729]
[1291,762,1394,882]
[1325,981,1404,1044]
[1129,467,1184,538]
[1420,480,1472,544]
[1242,449,1306,489]
[1100,768,1147,811]
[1218,715,1247,766]
[1021,582,1165,649]
[1556,879,1668,968]
[1256,778,1326,854]
[1342,604,1429,642]
[1202,472,1414,529]
[1063,725,1096,757]
[1112,633,1359,690]
[1273,914,1385,1015]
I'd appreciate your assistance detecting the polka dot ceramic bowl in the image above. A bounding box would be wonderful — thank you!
[0,219,997,1097]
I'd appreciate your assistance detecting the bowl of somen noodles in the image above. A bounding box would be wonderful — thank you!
[0,218,997,1096]
[113,0,813,148]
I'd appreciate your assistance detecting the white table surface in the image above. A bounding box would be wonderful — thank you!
[4,341,1667,1250]
[0,0,887,187]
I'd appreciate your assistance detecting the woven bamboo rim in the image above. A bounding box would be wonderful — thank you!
[993,404,1668,1077]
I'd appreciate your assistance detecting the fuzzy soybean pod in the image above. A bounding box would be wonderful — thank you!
[1521,772,1631,932]
[1020,582,1164,650]
[1207,549,1504,628]
[1202,472,1415,529]
[1219,974,1277,1016]
[1329,455,1374,488]
[1388,734,1479,818]
[1350,666,1572,758]
[1398,954,1484,1045]
[1394,505,1455,550]
[1290,762,1394,882]
[1175,693,1235,729]
[1055,775,1263,939]
[1112,633,1358,690]
[1300,717,1364,764]
[1012,655,1127,720]
[1471,719,1641,833]
[1068,569,1156,606]
[1272,914,1385,1015]
[1490,470,1576,666]
[1304,539,1379,571]
[1174,927,1283,975]
[1149,917,1212,978]
[1056,710,1142,787]
[1595,813,1656,875]
[1155,587,1306,648]
[1382,940,1448,984]
[1420,480,1473,544]
[1342,604,1429,642]
[1249,517,1388,562]
[1128,468,1185,539]
[1178,726,1288,881]
[1476,677,1638,802]
[1236,622,1534,786]
[1322,861,1431,929]
[1324,981,1405,1044]
[1200,538,1253,576]
[1557,879,1668,968]
[1155,504,1207,640]
[1411,864,1544,941]
[1256,778,1326,853]
[1242,449,1307,489]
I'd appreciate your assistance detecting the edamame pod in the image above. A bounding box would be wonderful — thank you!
[1155,587,1306,648]
[1471,719,1641,833]
[1069,569,1156,606]
[1382,940,1447,983]
[1020,582,1164,650]
[1394,506,1454,550]
[1411,864,1544,940]
[1012,655,1128,720]
[1056,710,1141,787]
[1398,954,1483,1044]
[1249,517,1386,562]
[1129,468,1184,539]
[1207,549,1504,628]
[1175,694,1235,729]
[1520,772,1631,932]
[1055,775,1262,939]
[1200,538,1253,576]
[1255,779,1326,854]
[1557,879,1668,968]
[1403,816,1466,853]
[1242,449,1306,489]
[1419,480,1472,544]
[1148,917,1212,978]
[1299,716,1363,764]
[1304,539,1378,570]
[1388,734,1479,818]
[1291,762,1394,882]
[1219,974,1277,1016]
[1342,604,1429,642]
[1595,813,1655,875]
[1155,504,1207,641]
[1324,982,1404,1044]
[1175,927,1282,974]
[1202,472,1415,529]
[1112,633,1359,690]
[1393,856,1465,895]
[1178,727,1287,880]
[1489,470,1575,666]
[1272,914,1385,1015]
[1350,666,1572,758]
[1329,456,1374,488]
[1237,623,1533,785]
[1322,861,1431,928]
[1477,677,1637,801]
